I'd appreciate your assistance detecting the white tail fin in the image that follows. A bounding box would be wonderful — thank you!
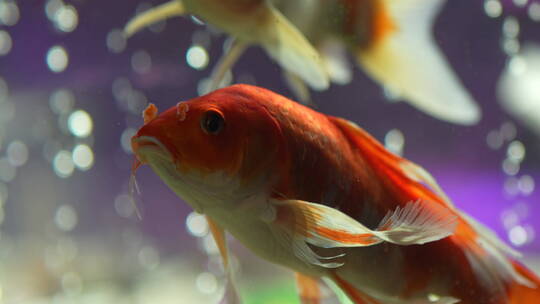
[357,0,480,125]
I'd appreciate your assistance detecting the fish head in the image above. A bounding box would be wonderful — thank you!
[131,85,282,211]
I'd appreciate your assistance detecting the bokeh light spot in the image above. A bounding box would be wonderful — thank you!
[0,76,8,102]
[50,89,75,114]
[55,5,78,32]
[53,150,74,178]
[503,16,520,39]
[512,0,528,8]
[484,0,502,18]
[45,0,63,21]
[106,29,126,53]
[384,129,404,156]
[68,110,93,138]
[529,3,540,21]
[131,50,152,74]
[138,246,160,270]
[486,130,503,150]
[186,212,209,237]
[502,158,519,176]
[0,30,12,56]
[507,140,525,162]
[0,157,15,182]
[0,1,19,26]
[509,225,527,246]
[72,144,94,171]
[186,45,209,70]
[55,204,78,231]
[121,128,137,154]
[196,272,217,294]
[518,175,535,195]
[7,141,28,167]
[114,194,134,218]
[46,45,69,73]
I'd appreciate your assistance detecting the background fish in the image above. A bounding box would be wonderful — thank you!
[125,0,480,125]
[131,85,539,304]
[125,0,329,92]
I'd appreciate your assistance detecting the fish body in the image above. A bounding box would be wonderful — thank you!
[131,85,539,303]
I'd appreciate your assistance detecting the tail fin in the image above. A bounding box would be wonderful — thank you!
[508,260,540,304]
[357,0,480,125]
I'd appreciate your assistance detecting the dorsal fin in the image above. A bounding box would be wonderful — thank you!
[330,117,450,210]
[330,117,534,289]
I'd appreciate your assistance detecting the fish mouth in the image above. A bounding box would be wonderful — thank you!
[131,136,173,163]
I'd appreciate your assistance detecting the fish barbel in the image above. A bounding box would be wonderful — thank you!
[131,85,539,304]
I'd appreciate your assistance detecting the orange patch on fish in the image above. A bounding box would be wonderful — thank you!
[143,103,158,124]
[176,102,189,121]
[371,0,396,45]
[314,226,378,246]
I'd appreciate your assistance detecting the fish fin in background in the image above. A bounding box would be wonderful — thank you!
[124,0,185,37]
[295,273,340,304]
[319,39,353,86]
[356,0,480,125]
[206,216,242,304]
[205,38,248,93]
[269,198,455,255]
[283,70,313,106]
[260,5,329,91]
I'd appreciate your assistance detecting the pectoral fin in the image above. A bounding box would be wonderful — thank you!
[269,198,456,267]
[124,0,185,37]
[271,198,456,247]
[206,216,241,304]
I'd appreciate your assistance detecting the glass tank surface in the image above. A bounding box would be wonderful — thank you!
[0,0,539,303]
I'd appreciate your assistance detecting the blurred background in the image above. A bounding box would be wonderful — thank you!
[0,0,539,303]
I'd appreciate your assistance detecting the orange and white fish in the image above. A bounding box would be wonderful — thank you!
[125,0,480,125]
[131,85,539,304]
[124,0,329,92]
[275,0,481,125]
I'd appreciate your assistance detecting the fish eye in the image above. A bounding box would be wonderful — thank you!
[200,110,225,135]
